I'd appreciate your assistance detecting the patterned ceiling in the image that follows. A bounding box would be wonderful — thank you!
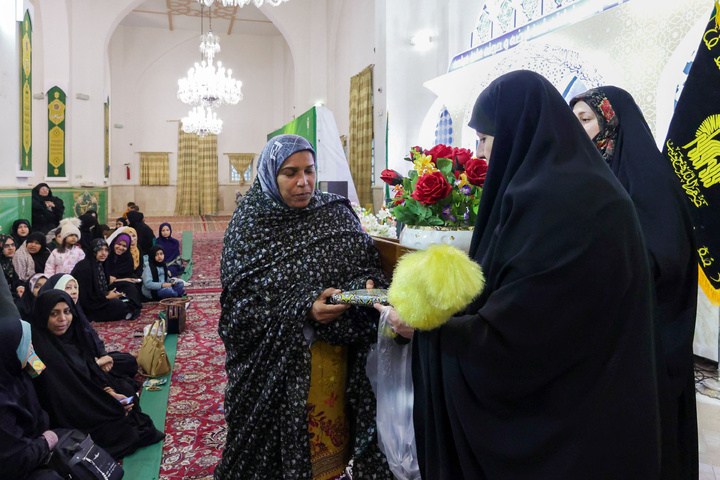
[121,0,279,36]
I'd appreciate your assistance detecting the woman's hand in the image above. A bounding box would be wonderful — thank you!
[106,289,124,299]
[374,304,414,339]
[104,387,133,414]
[366,279,374,290]
[96,355,114,372]
[162,283,172,288]
[310,288,350,324]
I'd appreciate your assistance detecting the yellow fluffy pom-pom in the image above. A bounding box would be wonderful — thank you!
[388,243,485,331]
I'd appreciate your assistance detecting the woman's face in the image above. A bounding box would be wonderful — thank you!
[33,278,47,296]
[65,235,78,246]
[2,240,16,258]
[17,224,29,236]
[572,101,601,140]
[95,246,109,262]
[64,280,79,303]
[114,240,128,255]
[39,186,49,196]
[115,220,124,229]
[26,241,41,254]
[155,249,165,263]
[276,151,316,208]
[129,232,137,245]
[47,301,73,336]
[476,132,495,163]
[161,226,171,238]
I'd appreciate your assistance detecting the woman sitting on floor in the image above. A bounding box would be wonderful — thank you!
[1,234,22,297]
[40,273,140,390]
[72,238,141,322]
[154,223,187,277]
[12,219,31,248]
[142,245,186,301]
[126,211,155,254]
[44,218,85,276]
[30,290,164,460]
[13,232,51,282]
[105,233,145,307]
[17,274,47,320]
[0,275,63,480]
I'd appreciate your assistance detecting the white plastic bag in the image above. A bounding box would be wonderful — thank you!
[370,307,421,480]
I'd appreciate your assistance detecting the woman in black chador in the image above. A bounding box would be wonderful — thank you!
[31,184,64,235]
[392,71,661,479]
[572,86,697,480]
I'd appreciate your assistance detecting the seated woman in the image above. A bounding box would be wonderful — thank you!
[13,232,51,282]
[0,274,62,480]
[18,274,47,320]
[30,290,164,460]
[126,211,155,254]
[40,272,140,390]
[31,183,64,235]
[215,134,391,480]
[44,219,85,276]
[570,87,698,480]
[72,238,140,322]
[105,233,144,308]
[12,219,31,247]
[155,223,187,277]
[78,211,101,256]
[387,71,660,479]
[141,245,186,301]
[1,235,22,297]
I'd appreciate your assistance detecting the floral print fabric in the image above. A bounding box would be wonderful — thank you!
[217,180,392,480]
[570,88,619,163]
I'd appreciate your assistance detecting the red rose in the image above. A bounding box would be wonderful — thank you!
[411,171,452,204]
[380,169,404,186]
[424,144,454,162]
[453,147,473,166]
[392,188,405,205]
[464,158,488,187]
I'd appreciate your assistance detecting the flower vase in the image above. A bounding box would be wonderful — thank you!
[399,226,474,253]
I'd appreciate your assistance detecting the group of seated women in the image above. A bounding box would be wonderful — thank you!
[2,209,188,323]
[0,270,164,480]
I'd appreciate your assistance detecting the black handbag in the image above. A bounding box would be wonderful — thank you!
[49,430,124,480]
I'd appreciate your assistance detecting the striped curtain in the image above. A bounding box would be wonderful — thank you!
[227,153,255,183]
[175,125,218,215]
[348,65,374,208]
[139,152,170,185]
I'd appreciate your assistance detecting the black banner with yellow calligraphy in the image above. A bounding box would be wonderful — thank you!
[663,1,720,303]
[20,11,32,171]
[47,87,66,178]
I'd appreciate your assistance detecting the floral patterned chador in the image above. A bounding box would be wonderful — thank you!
[216,179,393,480]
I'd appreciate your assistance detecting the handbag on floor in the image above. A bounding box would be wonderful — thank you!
[137,319,171,377]
[160,296,192,334]
[49,429,124,480]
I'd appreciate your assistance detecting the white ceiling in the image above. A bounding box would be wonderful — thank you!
[120,0,281,36]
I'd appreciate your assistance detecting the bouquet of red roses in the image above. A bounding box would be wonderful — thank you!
[380,144,487,228]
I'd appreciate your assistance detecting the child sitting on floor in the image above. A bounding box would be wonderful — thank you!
[44,218,85,276]
[155,222,188,277]
[142,245,185,301]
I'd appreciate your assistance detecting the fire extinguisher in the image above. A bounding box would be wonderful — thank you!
[124,163,130,180]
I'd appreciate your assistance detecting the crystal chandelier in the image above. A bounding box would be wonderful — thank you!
[197,0,289,7]
[178,5,243,136]
[181,106,223,136]
[177,58,243,108]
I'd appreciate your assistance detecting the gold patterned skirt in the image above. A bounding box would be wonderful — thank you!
[307,340,350,480]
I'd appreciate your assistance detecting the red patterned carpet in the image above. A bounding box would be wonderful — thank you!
[92,230,227,480]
